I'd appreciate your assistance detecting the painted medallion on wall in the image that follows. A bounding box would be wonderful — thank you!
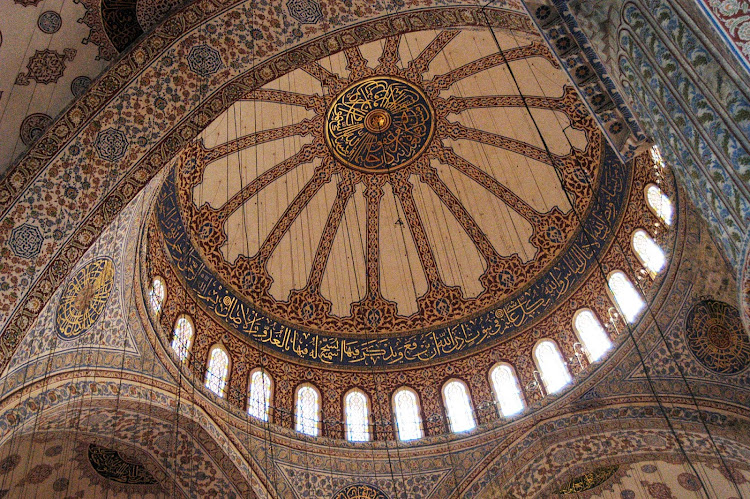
[685,299,750,375]
[55,257,115,340]
[87,443,158,484]
[332,483,390,499]
[326,76,435,173]
[557,465,619,494]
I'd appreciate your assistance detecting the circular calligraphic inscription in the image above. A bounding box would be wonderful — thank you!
[325,76,434,173]
[332,484,390,499]
[55,258,115,340]
[685,300,750,375]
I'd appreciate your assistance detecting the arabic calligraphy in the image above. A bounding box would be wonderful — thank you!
[156,142,628,367]
[685,300,750,375]
[332,484,390,499]
[88,444,159,485]
[557,465,619,494]
[56,257,115,340]
[326,76,434,173]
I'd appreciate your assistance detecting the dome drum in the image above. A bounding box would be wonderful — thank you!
[144,146,674,441]
[141,16,678,444]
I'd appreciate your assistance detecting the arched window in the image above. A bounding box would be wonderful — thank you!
[649,145,665,169]
[442,379,476,433]
[489,363,525,417]
[608,271,645,323]
[645,184,673,226]
[632,229,666,277]
[248,369,272,421]
[149,276,166,314]
[344,390,370,442]
[295,384,320,437]
[534,340,571,395]
[205,345,230,398]
[573,309,612,362]
[393,388,423,441]
[171,315,194,362]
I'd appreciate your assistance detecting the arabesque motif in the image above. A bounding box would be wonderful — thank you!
[332,483,391,499]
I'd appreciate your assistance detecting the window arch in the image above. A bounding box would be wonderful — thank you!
[393,387,423,441]
[248,369,273,421]
[205,345,230,398]
[632,229,666,277]
[489,363,525,417]
[171,315,194,362]
[344,389,370,442]
[645,184,673,226]
[573,309,612,362]
[149,276,166,314]
[442,379,476,433]
[295,384,321,437]
[649,145,665,169]
[608,271,645,323]
[534,340,571,395]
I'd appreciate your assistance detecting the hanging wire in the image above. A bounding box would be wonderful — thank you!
[503,6,742,496]
[478,3,743,498]
[233,0,282,493]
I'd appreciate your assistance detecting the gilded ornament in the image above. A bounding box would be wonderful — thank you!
[55,258,115,340]
[87,444,158,484]
[558,465,619,494]
[685,299,750,375]
[325,76,435,173]
[332,483,390,499]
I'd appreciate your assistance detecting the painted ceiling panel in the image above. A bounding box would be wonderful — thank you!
[441,137,570,214]
[319,181,368,317]
[265,176,339,302]
[221,158,322,265]
[163,24,607,344]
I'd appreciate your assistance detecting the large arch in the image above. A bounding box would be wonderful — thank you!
[0,377,268,497]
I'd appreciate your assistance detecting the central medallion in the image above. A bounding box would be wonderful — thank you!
[325,76,435,173]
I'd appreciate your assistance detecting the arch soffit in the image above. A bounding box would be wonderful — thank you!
[457,403,750,497]
[0,376,269,498]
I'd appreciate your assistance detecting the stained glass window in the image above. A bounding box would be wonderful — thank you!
[248,370,272,421]
[149,276,165,314]
[632,229,666,277]
[646,184,673,226]
[393,388,422,441]
[608,271,645,323]
[205,346,230,398]
[490,363,525,417]
[534,340,571,394]
[344,390,370,442]
[442,380,476,433]
[295,385,320,436]
[573,309,612,362]
[171,315,194,362]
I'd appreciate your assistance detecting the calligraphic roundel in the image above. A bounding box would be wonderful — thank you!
[332,483,390,499]
[326,76,435,173]
[155,21,630,367]
[56,258,115,340]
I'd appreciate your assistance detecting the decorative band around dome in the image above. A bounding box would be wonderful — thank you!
[155,140,628,368]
